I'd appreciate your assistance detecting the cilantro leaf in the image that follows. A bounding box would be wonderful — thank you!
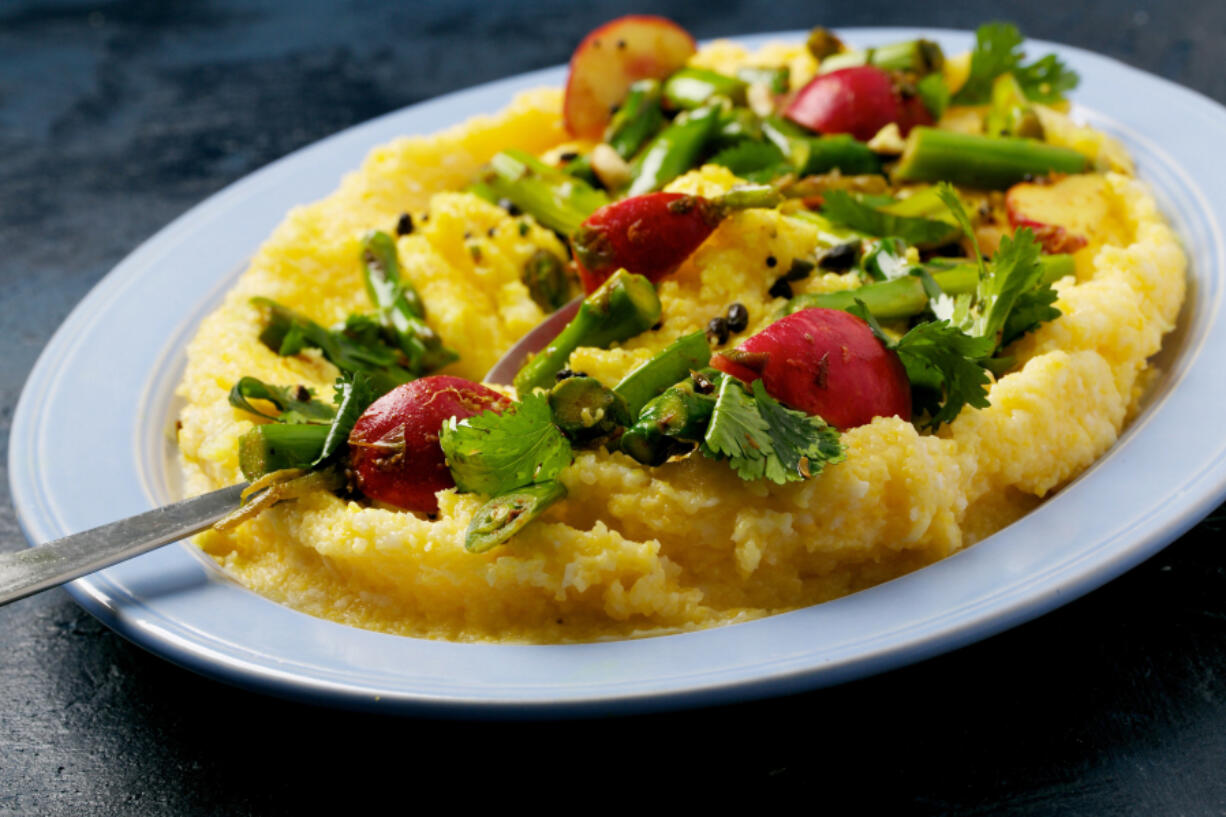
[702,378,843,484]
[228,377,336,424]
[440,393,572,496]
[893,321,994,429]
[952,22,1078,105]
[971,227,1045,344]
[1001,285,1061,347]
[1013,53,1079,105]
[822,189,960,249]
[313,374,376,467]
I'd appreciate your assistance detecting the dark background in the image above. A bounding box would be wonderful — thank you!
[3,1,1225,813]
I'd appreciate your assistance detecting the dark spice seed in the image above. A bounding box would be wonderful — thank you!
[395,212,414,236]
[293,385,311,402]
[487,226,496,238]
[651,321,663,331]
[768,277,794,299]
[785,257,816,281]
[691,370,715,394]
[554,368,588,381]
[725,303,749,333]
[518,220,529,236]
[706,316,730,346]
[558,151,579,162]
[817,241,858,271]
[497,197,523,216]
[765,255,778,268]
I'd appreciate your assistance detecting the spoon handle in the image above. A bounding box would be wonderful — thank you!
[0,483,247,606]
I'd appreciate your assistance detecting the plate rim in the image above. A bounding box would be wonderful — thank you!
[10,26,1226,717]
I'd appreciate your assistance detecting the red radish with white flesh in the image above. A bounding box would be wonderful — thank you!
[571,191,721,293]
[711,307,911,430]
[348,376,510,514]
[785,65,930,141]
[563,15,697,140]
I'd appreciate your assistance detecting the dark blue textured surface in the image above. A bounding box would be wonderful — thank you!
[2,1,1225,813]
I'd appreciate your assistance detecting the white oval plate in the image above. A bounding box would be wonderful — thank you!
[10,28,1226,717]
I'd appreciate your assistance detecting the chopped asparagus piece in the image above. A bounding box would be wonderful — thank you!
[238,423,332,481]
[548,376,631,441]
[627,105,722,196]
[820,39,945,76]
[620,369,723,466]
[894,127,1089,190]
[612,330,712,417]
[522,248,573,312]
[605,79,666,161]
[513,270,662,394]
[466,481,567,553]
[481,150,609,235]
[662,67,748,109]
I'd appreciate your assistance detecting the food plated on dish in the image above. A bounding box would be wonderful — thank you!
[175,17,1186,644]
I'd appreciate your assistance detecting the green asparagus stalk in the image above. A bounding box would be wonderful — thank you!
[736,65,790,94]
[662,67,748,109]
[466,480,567,553]
[548,375,631,441]
[238,423,332,480]
[620,370,723,466]
[604,79,666,160]
[985,73,1043,138]
[612,330,711,417]
[627,105,722,197]
[761,117,881,176]
[513,270,662,394]
[480,150,609,234]
[781,253,1075,319]
[894,127,1089,190]
[819,39,945,76]
[360,231,457,373]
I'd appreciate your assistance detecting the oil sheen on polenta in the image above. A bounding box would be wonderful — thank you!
[177,43,1186,643]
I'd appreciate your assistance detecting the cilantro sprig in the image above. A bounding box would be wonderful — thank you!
[952,22,1079,106]
[439,393,572,496]
[702,378,844,484]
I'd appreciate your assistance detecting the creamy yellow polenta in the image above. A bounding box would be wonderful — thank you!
[177,42,1186,643]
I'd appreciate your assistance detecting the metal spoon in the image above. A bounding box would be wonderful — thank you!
[0,297,581,606]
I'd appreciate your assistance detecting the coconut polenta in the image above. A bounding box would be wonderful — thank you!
[176,23,1186,643]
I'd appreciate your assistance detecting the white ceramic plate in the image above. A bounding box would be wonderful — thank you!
[10,29,1226,716]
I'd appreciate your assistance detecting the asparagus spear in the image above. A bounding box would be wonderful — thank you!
[627,105,722,196]
[894,127,1089,190]
[781,253,1075,319]
[548,375,631,441]
[480,149,609,234]
[761,116,881,176]
[662,67,748,109]
[612,330,711,417]
[360,231,458,373]
[985,73,1043,138]
[620,370,723,466]
[238,423,332,480]
[820,39,945,76]
[736,66,790,94]
[522,248,573,312]
[604,79,666,160]
[513,270,662,394]
[466,481,567,553]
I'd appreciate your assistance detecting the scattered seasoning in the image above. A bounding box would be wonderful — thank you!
[558,151,579,162]
[817,242,858,271]
[555,368,587,381]
[293,384,311,401]
[785,257,817,281]
[726,303,749,333]
[487,226,496,238]
[651,321,663,331]
[469,244,482,262]
[706,316,730,346]
[518,220,530,236]
[463,231,473,240]
[691,370,715,394]
[768,278,793,299]
[498,197,522,216]
[617,39,627,50]
[395,212,414,236]
[765,254,778,268]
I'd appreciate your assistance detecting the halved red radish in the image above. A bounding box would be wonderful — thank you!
[348,376,510,515]
[563,15,697,140]
[785,65,929,141]
[711,307,911,430]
